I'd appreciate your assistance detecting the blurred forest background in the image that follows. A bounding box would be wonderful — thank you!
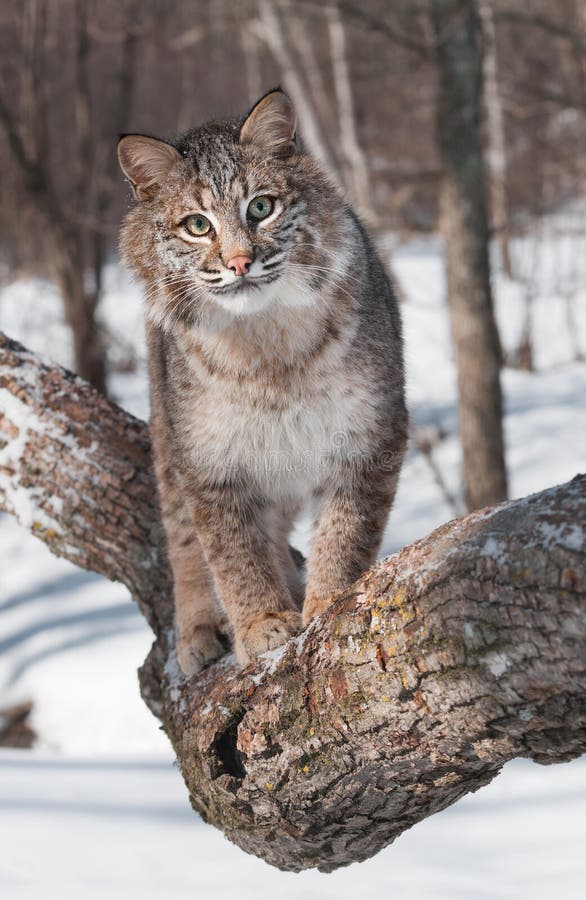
[0,0,585,508]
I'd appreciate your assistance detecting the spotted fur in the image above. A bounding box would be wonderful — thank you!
[118,90,407,675]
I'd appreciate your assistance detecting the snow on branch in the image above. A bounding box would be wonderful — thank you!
[1,329,585,872]
[0,331,170,635]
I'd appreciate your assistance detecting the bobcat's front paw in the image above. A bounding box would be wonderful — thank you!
[177,624,227,678]
[235,609,301,666]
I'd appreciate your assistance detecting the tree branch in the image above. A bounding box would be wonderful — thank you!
[1,330,584,872]
[296,0,433,56]
[0,332,170,636]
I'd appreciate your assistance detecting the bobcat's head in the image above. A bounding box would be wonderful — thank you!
[118,90,349,327]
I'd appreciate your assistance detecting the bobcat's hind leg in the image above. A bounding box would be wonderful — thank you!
[158,465,228,677]
[170,529,228,677]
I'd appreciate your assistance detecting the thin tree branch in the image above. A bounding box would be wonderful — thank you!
[495,7,586,55]
[297,0,433,55]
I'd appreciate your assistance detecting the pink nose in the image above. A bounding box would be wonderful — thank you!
[227,255,252,277]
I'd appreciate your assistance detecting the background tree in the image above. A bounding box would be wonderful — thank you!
[430,0,508,511]
[479,0,512,277]
[0,0,142,391]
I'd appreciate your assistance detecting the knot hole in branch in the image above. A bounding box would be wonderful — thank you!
[212,712,247,780]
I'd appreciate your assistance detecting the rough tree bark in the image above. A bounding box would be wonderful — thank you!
[0,331,584,873]
[430,0,508,511]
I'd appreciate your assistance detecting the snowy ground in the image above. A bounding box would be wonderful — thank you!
[0,224,585,898]
[1,751,585,900]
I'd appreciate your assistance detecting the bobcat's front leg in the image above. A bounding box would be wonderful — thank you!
[189,481,301,665]
[303,462,402,625]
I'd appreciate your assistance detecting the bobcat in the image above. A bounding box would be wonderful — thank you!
[118,89,407,676]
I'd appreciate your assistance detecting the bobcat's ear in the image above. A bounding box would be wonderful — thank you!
[239,89,297,158]
[117,134,182,201]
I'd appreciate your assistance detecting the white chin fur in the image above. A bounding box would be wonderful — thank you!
[211,283,276,316]
[210,274,316,317]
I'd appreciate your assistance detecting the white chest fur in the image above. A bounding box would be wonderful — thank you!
[180,358,377,499]
[174,276,377,498]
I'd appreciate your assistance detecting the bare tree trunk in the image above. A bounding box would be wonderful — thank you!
[287,7,331,127]
[241,24,263,105]
[1,330,584,872]
[559,0,586,113]
[507,221,541,372]
[19,0,46,167]
[478,0,512,277]
[256,0,342,181]
[84,4,139,387]
[1,0,108,393]
[73,0,92,202]
[514,291,535,371]
[430,0,508,511]
[327,1,376,221]
[68,0,108,393]
[51,234,107,392]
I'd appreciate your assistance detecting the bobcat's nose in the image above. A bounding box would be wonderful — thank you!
[227,255,252,277]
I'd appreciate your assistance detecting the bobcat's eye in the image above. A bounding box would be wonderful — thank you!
[247,196,274,221]
[184,214,212,236]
